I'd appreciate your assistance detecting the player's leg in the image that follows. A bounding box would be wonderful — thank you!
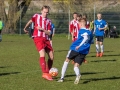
[33,38,53,81]
[95,36,100,57]
[57,50,73,82]
[40,49,53,81]
[99,36,104,57]
[39,49,48,73]
[57,50,79,82]
[74,63,81,84]
[74,54,85,84]
[45,40,54,71]
[57,57,70,82]
[46,50,54,71]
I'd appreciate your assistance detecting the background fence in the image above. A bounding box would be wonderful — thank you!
[17,3,120,35]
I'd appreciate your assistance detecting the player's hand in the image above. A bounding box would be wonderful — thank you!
[24,28,29,34]
[75,46,80,50]
[37,26,44,31]
[98,28,103,30]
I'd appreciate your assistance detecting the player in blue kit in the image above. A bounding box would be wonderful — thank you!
[94,13,107,57]
[57,18,93,84]
[49,23,55,46]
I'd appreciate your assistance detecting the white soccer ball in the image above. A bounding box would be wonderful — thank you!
[49,67,58,77]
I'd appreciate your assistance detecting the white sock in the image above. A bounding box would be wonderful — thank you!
[61,61,69,79]
[74,67,80,76]
[96,44,99,53]
[100,45,104,53]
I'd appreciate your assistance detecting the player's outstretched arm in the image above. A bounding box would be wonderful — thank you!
[24,20,32,33]
[76,34,88,50]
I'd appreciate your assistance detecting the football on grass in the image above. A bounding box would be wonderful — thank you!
[49,67,58,77]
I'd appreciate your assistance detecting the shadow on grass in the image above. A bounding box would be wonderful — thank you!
[82,76,120,84]
[61,72,105,78]
[90,54,120,57]
[0,66,11,68]
[0,72,20,76]
[89,50,113,53]
[91,59,117,62]
[2,41,15,42]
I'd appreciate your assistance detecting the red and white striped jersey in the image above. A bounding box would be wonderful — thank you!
[74,21,80,39]
[31,14,51,40]
[69,19,80,41]
[69,19,77,33]
[86,21,90,29]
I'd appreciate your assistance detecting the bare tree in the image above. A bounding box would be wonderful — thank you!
[0,0,32,34]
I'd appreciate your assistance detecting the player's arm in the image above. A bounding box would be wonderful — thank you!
[24,20,32,33]
[99,21,108,30]
[37,20,51,35]
[37,26,51,35]
[52,28,55,36]
[76,33,88,50]
[43,29,51,35]
[99,25,107,30]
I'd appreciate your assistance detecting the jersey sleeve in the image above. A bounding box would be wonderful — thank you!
[103,20,107,26]
[31,14,37,22]
[69,21,74,33]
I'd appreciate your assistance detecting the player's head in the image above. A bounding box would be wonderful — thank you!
[73,12,78,20]
[0,18,1,20]
[79,18,87,27]
[77,14,82,21]
[41,5,50,18]
[97,13,102,20]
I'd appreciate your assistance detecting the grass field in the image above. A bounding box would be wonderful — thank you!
[0,34,120,90]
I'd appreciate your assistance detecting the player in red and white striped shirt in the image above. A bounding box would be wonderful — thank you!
[69,12,79,42]
[24,6,53,81]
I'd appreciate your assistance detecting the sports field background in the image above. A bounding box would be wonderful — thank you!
[0,34,120,90]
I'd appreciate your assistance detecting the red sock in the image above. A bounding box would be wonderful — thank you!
[39,57,48,73]
[48,59,53,70]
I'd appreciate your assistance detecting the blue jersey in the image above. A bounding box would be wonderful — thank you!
[70,28,93,54]
[94,19,107,36]
[51,24,55,34]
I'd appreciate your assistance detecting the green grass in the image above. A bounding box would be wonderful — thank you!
[0,34,120,90]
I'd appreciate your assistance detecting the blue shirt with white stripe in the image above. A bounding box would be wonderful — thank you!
[70,28,93,54]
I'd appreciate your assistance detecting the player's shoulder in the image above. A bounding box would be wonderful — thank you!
[70,19,77,23]
[33,13,40,16]
[80,28,91,34]
[102,19,106,23]
[46,18,52,23]
[94,20,98,24]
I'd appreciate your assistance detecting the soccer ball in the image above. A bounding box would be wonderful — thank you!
[49,67,58,77]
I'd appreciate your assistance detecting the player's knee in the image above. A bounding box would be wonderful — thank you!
[74,63,79,67]
[65,58,70,62]
[100,42,103,45]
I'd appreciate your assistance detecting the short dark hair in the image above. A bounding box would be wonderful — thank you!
[73,12,78,15]
[41,5,50,10]
[78,14,82,17]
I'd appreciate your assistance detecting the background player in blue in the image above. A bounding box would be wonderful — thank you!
[49,23,55,46]
[57,18,93,84]
[94,13,107,57]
